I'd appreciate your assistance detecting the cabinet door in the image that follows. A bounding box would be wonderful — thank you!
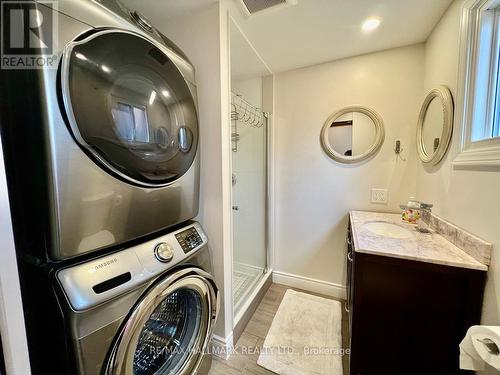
[349,253,484,375]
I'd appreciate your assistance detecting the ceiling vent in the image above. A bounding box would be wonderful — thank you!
[236,0,297,16]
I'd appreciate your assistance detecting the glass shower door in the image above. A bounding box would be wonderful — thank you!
[231,92,268,316]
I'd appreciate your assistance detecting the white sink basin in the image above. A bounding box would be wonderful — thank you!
[361,221,414,239]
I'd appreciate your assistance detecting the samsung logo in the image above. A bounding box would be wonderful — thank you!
[94,258,118,271]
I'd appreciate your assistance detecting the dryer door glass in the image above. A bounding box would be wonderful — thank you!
[63,30,198,186]
[133,288,203,375]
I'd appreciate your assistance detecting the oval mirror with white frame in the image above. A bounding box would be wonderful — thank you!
[417,86,454,165]
[320,106,385,163]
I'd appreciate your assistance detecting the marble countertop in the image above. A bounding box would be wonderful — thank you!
[349,211,488,271]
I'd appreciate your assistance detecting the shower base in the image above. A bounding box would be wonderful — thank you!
[233,262,264,314]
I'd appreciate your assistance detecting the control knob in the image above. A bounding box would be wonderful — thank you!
[154,242,174,263]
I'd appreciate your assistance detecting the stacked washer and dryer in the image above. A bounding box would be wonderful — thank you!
[0,1,219,374]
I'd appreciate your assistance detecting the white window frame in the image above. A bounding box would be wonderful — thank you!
[454,0,500,167]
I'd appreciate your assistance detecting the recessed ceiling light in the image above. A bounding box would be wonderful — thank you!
[362,18,381,33]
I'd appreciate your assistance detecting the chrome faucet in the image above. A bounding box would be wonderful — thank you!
[415,202,433,233]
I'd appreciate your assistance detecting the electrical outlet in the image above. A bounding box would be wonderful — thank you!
[371,188,388,204]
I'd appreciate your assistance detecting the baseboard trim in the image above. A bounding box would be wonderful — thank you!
[210,332,234,360]
[272,271,346,300]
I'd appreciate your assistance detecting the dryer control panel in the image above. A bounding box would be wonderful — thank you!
[57,222,208,311]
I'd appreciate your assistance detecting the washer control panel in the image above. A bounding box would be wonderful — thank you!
[175,227,203,253]
[57,222,208,311]
[154,242,174,263]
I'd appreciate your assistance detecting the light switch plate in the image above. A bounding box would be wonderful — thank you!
[371,188,388,204]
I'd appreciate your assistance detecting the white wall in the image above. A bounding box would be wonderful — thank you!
[273,45,423,288]
[417,0,500,343]
[232,78,262,103]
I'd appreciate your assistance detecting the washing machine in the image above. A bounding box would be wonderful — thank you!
[56,221,219,375]
[3,0,201,261]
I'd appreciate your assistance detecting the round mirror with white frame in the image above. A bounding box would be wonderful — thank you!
[320,106,385,164]
[417,86,454,165]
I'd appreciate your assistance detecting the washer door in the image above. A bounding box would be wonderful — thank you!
[61,30,198,187]
[105,268,218,375]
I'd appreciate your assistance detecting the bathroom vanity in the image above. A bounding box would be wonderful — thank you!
[347,211,489,375]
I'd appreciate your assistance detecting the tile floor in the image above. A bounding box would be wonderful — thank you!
[209,283,349,375]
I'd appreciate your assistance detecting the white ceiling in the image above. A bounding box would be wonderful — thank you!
[121,0,453,74]
[234,0,454,73]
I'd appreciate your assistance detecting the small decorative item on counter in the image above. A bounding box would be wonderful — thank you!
[400,198,434,232]
[402,208,420,224]
[401,197,420,224]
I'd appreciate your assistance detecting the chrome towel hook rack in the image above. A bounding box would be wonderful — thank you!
[231,92,268,152]
[231,92,265,128]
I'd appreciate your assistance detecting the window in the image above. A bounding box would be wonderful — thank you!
[454,0,500,166]
[493,35,500,137]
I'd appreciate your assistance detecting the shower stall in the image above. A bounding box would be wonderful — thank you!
[229,17,273,323]
[230,88,269,317]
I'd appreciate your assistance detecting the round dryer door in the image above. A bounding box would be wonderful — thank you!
[61,30,198,187]
[105,268,218,375]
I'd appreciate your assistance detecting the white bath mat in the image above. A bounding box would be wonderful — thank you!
[257,289,343,375]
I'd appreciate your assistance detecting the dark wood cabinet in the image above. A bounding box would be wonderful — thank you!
[346,225,486,375]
